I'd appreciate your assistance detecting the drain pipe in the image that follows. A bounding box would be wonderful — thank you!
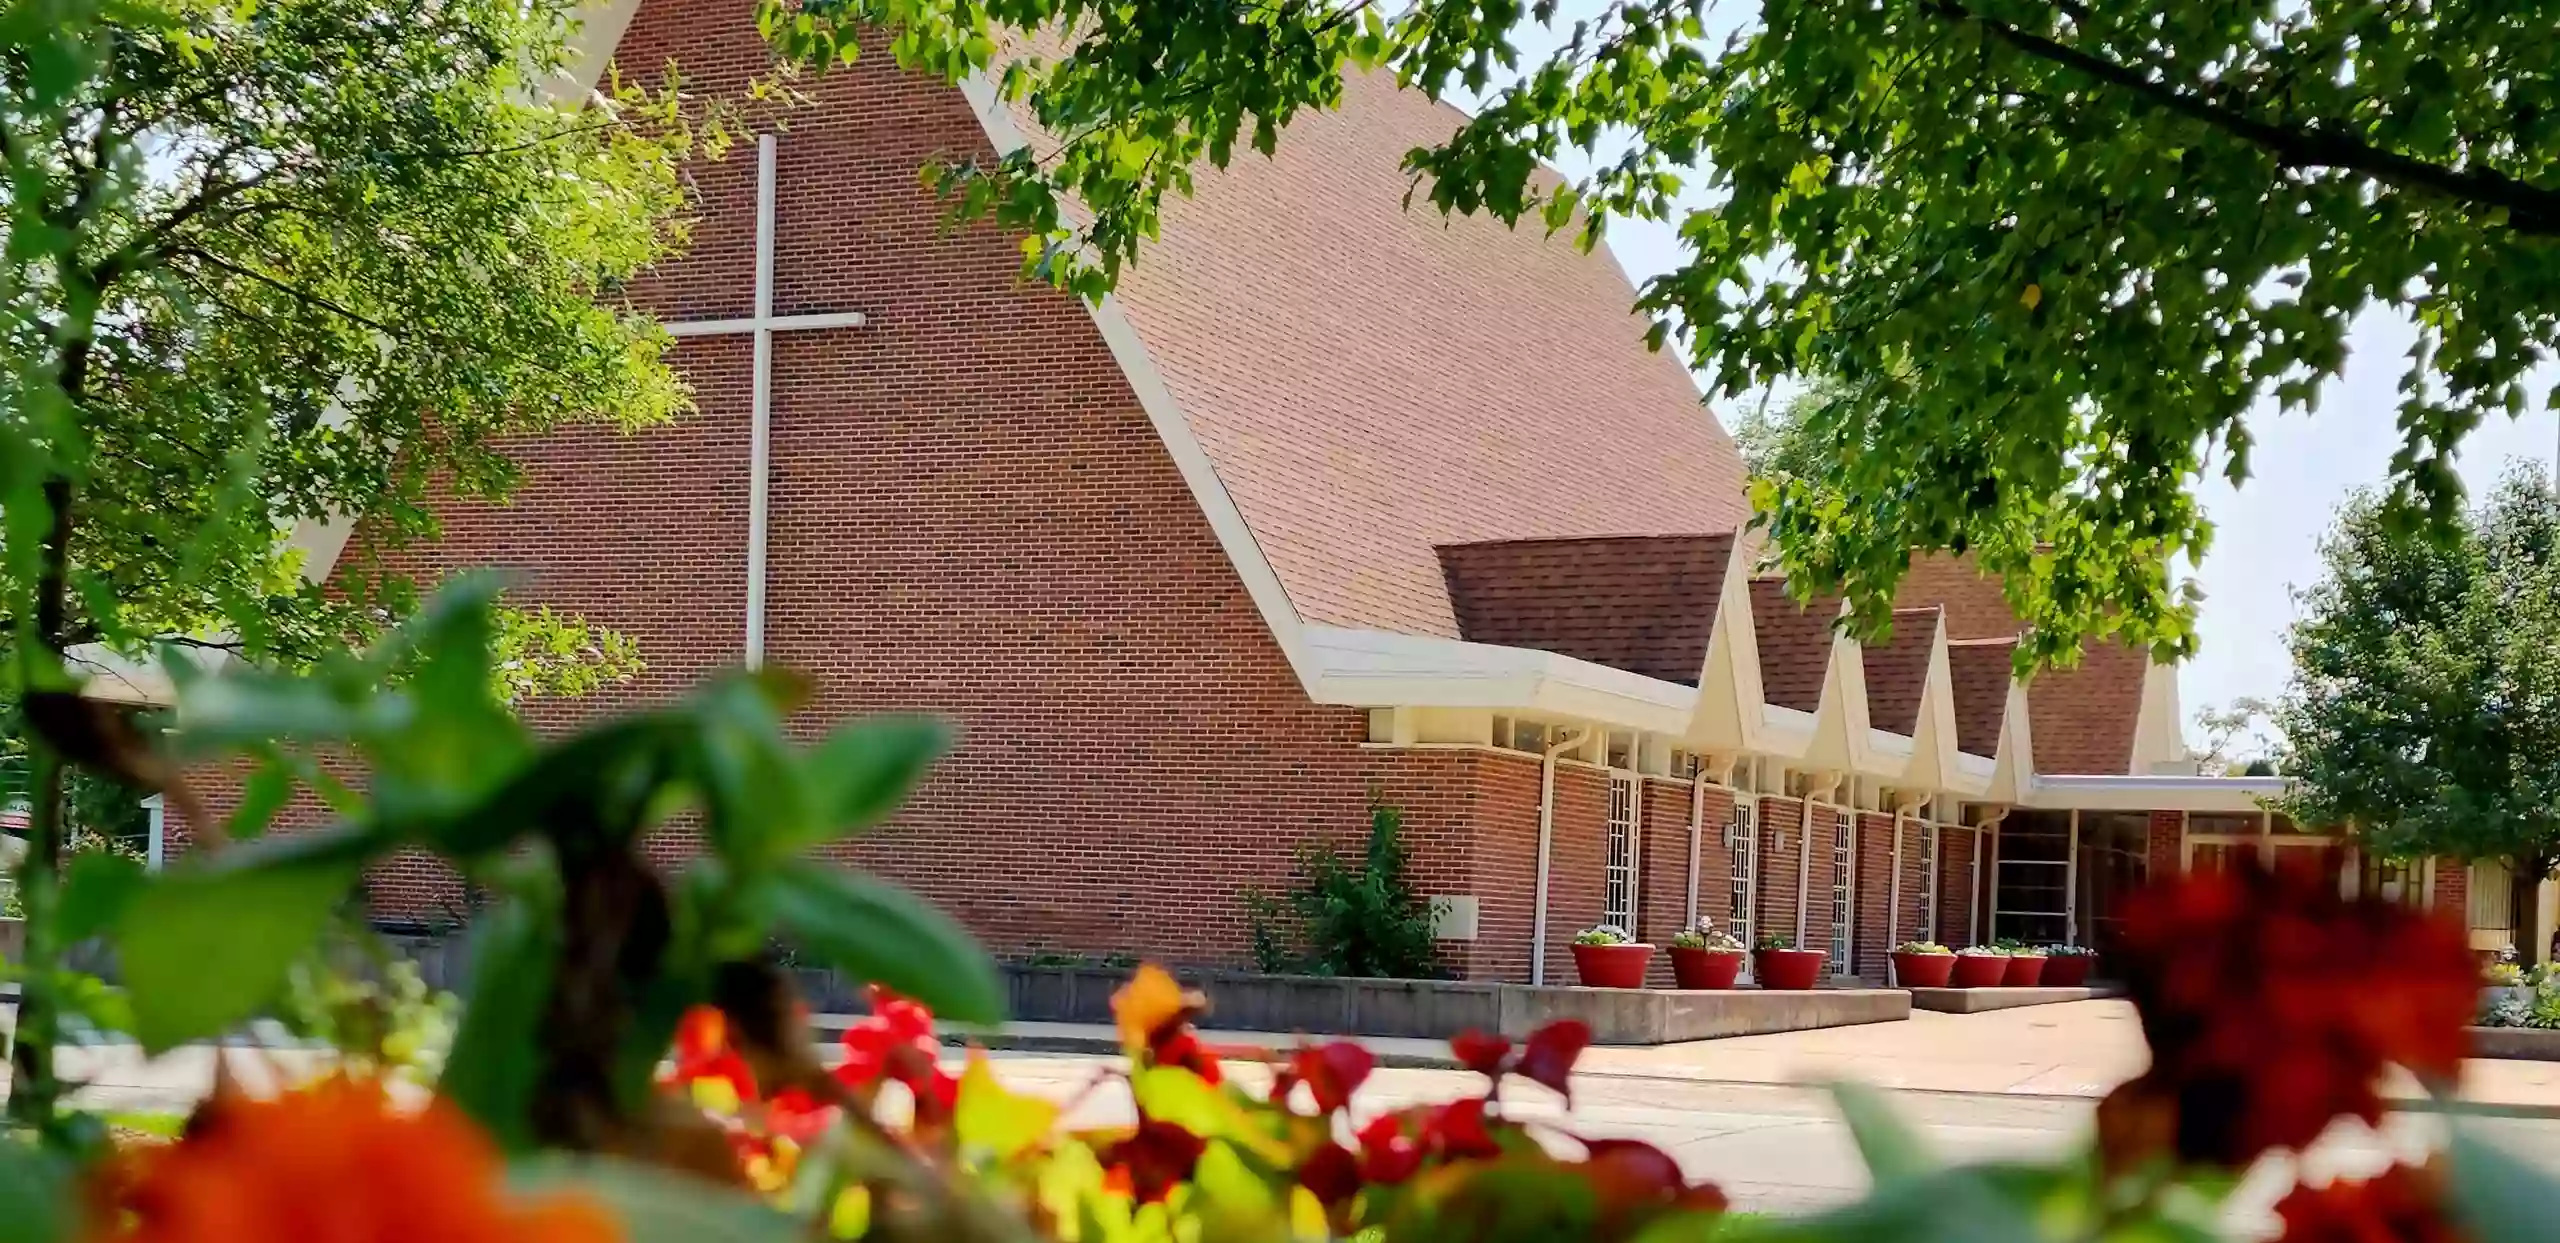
[1887,792,1928,981]
[1685,766,1707,928]
[1531,727,1594,986]
[1798,772,1842,948]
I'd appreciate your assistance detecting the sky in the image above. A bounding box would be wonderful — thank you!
[1518,1,2559,752]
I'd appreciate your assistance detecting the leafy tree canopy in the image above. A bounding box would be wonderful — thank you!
[2276,465,2560,879]
[0,0,714,681]
[780,0,2560,668]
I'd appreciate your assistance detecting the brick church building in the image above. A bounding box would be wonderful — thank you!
[164,0,2509,982]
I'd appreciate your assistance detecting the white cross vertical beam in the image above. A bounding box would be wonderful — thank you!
[661,133,869,670]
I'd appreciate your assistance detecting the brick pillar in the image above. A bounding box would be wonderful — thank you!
[1804,803,1838,964]
[2146,810,2184,880]
[1854,811,1897,983]
[1937,828,1979,947]
[1755,797,1806,949]
[1637,779,1695,986]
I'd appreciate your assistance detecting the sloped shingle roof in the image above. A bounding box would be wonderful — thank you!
[1896,555,2147,773]
[1096,71,1753,640]
[1748,578,1840,713]
[1944,637,2018,760]
[1859,607,1941,736]
[1436,534,1735,684]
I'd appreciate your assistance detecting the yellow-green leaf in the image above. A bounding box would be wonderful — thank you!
[955,1052,1060,1159]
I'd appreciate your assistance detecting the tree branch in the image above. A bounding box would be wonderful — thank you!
[1929,0,2560,236]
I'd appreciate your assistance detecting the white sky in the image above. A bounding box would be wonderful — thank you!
[1523,2,2559,748]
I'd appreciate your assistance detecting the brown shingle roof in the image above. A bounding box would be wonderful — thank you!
[1860,608,1940,736]
[1095,71,1752,639]
[1894,553,2148,773]
[1944,638,2018,760]
[1436,534,1735,684]
[1749,578,1840,712]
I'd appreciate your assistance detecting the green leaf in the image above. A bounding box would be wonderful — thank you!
[58,850,146,942]
[114,849,360,1052]
[684,672,810,859]
[756,860,1001,1024]
[2447,1123,2560,1243]
[1128,1068,1290,1164]
[954,1052,1060,1159]
[1826,1080,1934,1184]
[508,1155,801,1243]
[436,896,559,1153]
[0,1139,72,1243]
[787,715,948,854]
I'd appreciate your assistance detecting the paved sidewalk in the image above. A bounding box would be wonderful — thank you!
[922,1000,2560,1110]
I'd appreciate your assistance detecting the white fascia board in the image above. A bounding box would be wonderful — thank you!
[2024,773,2287,812]
[1866,729,1915,760]
[958,72,1323,698]
[1756,703,1817,757]
[1302,625,1696,734]
[62,644,183,707]
[1952,751,1997,783]
[1684,539,1759,753]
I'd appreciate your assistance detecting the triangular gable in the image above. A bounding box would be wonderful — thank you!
[1435,533,1736,684]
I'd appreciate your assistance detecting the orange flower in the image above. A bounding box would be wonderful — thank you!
[92,1078,619,1243]
[2274,1164,2469,1243]
[2099,860,2477,1169]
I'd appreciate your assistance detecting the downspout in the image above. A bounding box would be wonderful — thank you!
[143,794,165,871]
[743,133,776,670]
[1887,792,1927,983]
[1685,767,1706,928]
[1798,771,1841,948]
[1972,806,2009,945]
[1531,728,1594,986]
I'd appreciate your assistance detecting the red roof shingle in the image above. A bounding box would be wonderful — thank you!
[1748,577,1840,713]
[1944,637,2018,760]
[1859,607,1940,736]
[1100,71,1752,639]
[1436,534,1736,684]
[1895,554,2148,773]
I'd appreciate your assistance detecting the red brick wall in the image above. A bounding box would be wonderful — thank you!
[1755,797,1807,950]
[166,0,1614,985]
[1635,778,1689,984]
[1539,766,1610,985]
[1852,811,1897,983]
[2433,857,2470,924]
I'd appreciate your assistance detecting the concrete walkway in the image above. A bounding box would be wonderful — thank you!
[940,1000,2560,1110]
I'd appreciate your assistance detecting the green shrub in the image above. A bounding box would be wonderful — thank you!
[1244,798,1441,979]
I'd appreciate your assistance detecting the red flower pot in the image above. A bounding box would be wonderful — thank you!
[1571,943,1656,989]
[1669,947,1746,990]
[1890,951,1955,988]
[1752,948,1827,991]
[2003,955,2048,987]
[2043,954,2095,987]
[1951,954,2010,988]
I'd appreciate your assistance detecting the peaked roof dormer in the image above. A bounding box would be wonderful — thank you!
[1944,637,2020,762]
[1435,534,1737,685]
[1858,607,1941,736]
[1747,578,1840,713]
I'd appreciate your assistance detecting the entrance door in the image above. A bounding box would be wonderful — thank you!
[1991,810,2070,946]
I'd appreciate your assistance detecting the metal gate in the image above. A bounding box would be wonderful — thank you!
[1727,801,1756,946]
[1604,774,1641,933]
[1829,809,1855,973]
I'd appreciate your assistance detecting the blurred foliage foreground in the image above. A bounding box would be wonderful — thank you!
[0,579,2554,1243]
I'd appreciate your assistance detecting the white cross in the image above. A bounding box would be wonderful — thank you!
[664,133,868,669]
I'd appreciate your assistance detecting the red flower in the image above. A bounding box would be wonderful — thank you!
[1419,1097,1502,1160]
[1150,1029,1225,1086]
[2098,861,2478,1170]
[1441,1021,1589,1101]
[1582,1137,1730,1220]
[1354,1113,1425,1184]
[2274,1164,2468,1243]
[1287,1042,1375,1114]
[95,1077,619,1243]
[665,1006,758,1104]
[762,1089,837,1145]
[1101,1119,1207,1204]
[1515,1020,1592,1102]
[1297,1141,1363,1206]
[1449,1030,1511,1078]
[831,987,956,1125]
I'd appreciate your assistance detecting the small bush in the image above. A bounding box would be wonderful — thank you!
[1243,797,1441,979]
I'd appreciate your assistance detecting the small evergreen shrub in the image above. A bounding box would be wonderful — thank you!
[1242,797,1441,979]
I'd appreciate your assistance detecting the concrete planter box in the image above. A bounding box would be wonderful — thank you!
[387,939,1911,1047]
[1907,986,2098,1014]
[2470,1025,2560,1061]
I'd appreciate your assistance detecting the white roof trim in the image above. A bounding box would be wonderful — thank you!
[1303,625,1694,734]
[2022,773,2285,813]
